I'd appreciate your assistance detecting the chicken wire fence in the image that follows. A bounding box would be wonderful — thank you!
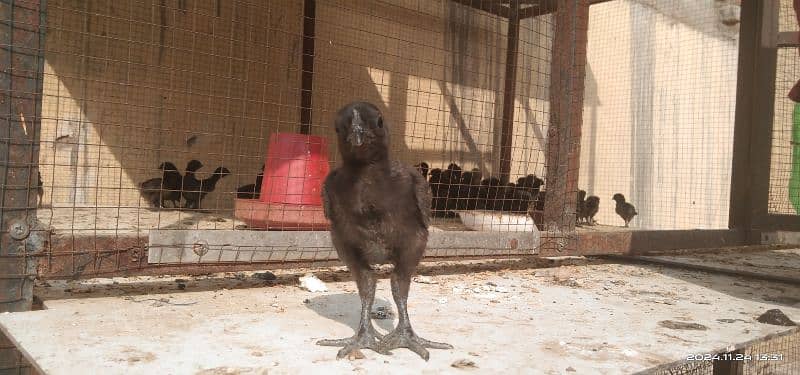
[645,328,800,375]
[578,0,742,231]
[2,0,590,280]
[768,0,800,216]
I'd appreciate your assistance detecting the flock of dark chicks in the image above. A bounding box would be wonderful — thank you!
[138,160,232,210]
[318,102,638,361]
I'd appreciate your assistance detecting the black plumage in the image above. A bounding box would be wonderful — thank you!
[139,162,181,208]
[584,195,600,225]
[180,160,204,209]
[612,193,637,227]
[236,164,265,199]
[576,190,587,224]
[37,171,43,207]
[183,166,230,210]
[318,101,452,360]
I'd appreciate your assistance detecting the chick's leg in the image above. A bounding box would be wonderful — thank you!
[317,264,385,358]
[377,260,452,361]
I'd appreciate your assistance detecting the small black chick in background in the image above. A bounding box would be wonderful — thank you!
[584,195,600,225]
[414,162,429,179]
[37,171,44,207]
[319,101,452,360]
[139,162,181,208]
[184,166,231,210]
[612,193,637,227]
[180,160,204,209]
[236,164,265,199]
[576,190,587,224]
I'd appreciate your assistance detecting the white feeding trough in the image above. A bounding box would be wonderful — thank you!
[454,210,539,233]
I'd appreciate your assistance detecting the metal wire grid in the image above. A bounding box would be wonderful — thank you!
[579,0,741,230]
[767,0,800,215]
[644,328,800,375]
[7,0,558,277]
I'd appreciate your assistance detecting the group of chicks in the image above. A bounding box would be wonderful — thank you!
[139,160,231,209]
[413,162,545,218]
[413,162,638,227]
[576,190,638,227]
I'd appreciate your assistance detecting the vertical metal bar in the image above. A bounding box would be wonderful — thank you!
[728,0,760,239]
[299,0,316,135]
[0,0,45,313]
[748,0,779,231]
[542,0,589,253]
[498,0,520,184]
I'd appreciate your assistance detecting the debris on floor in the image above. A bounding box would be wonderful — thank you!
[451,359,477,369]
[756,309,797,326]
[370,306,394,320]
[299,274,328,292]
[658,320,709,331]
[412,275,437,284]
[253,272,277,281]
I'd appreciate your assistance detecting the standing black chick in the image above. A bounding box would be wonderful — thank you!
[37,171,44,207]
[612,193,637,227]
[180,160,204,209]
[139,162,181,208]
[236,164,265,199]
[184,166,231,210]
[319,102,452,360]
[576,190,587,224]
[584,195,600,225]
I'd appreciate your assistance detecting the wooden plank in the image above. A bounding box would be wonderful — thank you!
[449,0,510,18]
[777,31,799,47]
[541,0,589,253]
[498,0,520,184]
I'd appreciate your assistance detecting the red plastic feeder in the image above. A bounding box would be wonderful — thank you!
[235,133,330,230]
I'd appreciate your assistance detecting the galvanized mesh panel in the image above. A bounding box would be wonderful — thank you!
[579,0,741,230]
[768,0,800,215]
[1,0,570,278]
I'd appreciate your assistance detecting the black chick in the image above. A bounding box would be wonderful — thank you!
[414,162,429,179]
[576,190,587,224]
[37,171,43,207]
[139,162,181,208]
[319,102,452,360]
[184,166,231,210]
[444,163,463,212]
[612,193,637,227]
[236,164,265,199]
[584,195,599,225]
[180,160,204,209]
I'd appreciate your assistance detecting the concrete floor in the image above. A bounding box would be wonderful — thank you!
[1,257,799,375]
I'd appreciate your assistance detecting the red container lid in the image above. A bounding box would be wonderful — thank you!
[260,132,330,206]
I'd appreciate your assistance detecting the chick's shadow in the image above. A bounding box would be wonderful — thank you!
[305,294,396,334]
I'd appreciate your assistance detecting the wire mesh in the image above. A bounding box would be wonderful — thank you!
[579,0,741,230]
[645,328,800,375]
[5,0,564,278]
[768,0,800,215]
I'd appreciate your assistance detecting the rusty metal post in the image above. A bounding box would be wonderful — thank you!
[0,0,46,313]
[498,0,520,184]
[541,0,589,255]
[299,0,315,135]
[729,0,780,239]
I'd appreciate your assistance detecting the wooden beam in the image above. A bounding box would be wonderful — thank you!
[777,31,799,47]
[299,0,316,135]
[0,0,46,313]
[449,0,510,18]
[498,0,521,184]
[541,0,590,253]
[519,0,613,19]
